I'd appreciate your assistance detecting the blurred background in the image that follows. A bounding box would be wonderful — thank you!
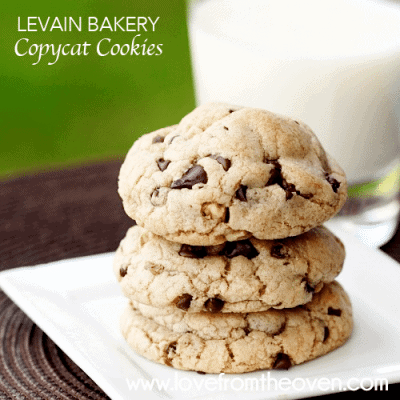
[0,0,195,177]
[2,0,400,247]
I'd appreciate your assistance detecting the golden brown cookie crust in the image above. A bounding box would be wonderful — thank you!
[121,282,353,373]
[118,103,347,245]
[114,224,345,313]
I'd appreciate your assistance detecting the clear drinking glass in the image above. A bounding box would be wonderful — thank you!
[186,0,400,247]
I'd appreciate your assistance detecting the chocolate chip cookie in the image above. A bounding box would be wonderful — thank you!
[114,224,345,313]
[118,103,347,245]
[120,281,353,373]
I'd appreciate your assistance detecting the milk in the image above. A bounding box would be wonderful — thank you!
[188,0,400,184]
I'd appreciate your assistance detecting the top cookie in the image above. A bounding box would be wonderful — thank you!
[118,103,347,245]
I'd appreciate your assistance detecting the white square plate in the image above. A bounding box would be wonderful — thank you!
[1,224,400,400]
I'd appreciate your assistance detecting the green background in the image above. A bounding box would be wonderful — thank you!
[0,0,195,178]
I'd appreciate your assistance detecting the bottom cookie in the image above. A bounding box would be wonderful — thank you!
[121,281,352,374]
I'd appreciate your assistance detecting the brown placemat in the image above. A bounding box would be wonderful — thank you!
[0,160,132,399]
[0,160,399,399]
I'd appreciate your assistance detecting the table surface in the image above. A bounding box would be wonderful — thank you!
[0,159,399,399]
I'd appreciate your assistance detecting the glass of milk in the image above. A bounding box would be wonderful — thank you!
[187,0,400,247]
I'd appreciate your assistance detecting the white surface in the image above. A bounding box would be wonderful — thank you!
[188,0,400,183]
[1,226,400,399]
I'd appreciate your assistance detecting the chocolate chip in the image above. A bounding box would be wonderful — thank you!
[167,342,177,353]
[266,167,282,186]
[265,160,282,185]
[226,344,234,359]
[171,165,208,189]
[222,239,259,259]
[273,353,292,370]
[265,161,297,200]
[228,109,234,113]
[281,181,295,192]
[268,160,281,169]
[175,294,193,311]
[281,180,297,200]
[157,158,170,172]
[210,155,231,171]
[223,126,229,130]
[150,187,168,207]
[272,321,286,337]
[206,243,226,257]
[243,327,251,336]
[178,244,207,259]
[301,276,315,293]
[224,262,231,275]
[152,135,164,143]
[270,244,287,259]
[119,267,127,277]
[286,190,294,200]
[328,307,342,316]
[235,185,248,201]
[264,159,279,169]
[204,297,225,313]
[196,371,206,375]
[325,174,340,193]
[299,192,314,200]
[323,326,330,342]
[224,207,230,223]
[304,280,315,293]
[165,341,177,366]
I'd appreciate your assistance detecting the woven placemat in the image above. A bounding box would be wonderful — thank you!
[0,160,132,399]
[0,160,399,399]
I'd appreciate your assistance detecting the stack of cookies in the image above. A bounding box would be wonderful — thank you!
[114,103,353,373]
